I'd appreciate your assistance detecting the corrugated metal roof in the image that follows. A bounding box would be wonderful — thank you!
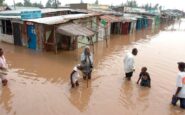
[0,8,72,16]
[0,6,9,11]
[90,9,122,16]
[0,9,41,16]
[41,8,72,14]
[123,13,143,19]
[100,14,139,23]
[57,23,94,37]
[100,15,122,22]
[24,15,68,25]
[62,13,97,19]
[122,14,140,21]
[9,6,40,10]
[25,13,98,25]
[121,17,136,22]
[0,15,21,19]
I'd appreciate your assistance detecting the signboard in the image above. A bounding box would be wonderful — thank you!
[88,4,109,10]
[101,19,107,26]
[26,22,34,25]
[21,10,41,19]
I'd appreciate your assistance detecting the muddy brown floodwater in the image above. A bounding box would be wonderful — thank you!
[1,19,185,115]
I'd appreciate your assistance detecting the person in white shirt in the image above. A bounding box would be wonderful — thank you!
[70,64,82,88]
[124,48,138,80]
[172,62,185,109]
[0,48,8,86]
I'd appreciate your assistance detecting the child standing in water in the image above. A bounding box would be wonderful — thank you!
[70,64,82,88]
[137,67,151,88]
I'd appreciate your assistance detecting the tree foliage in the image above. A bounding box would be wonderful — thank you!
[0,0,4,6]
[125,0,138,7]
[32,1,43,8]
[46,0,61,8]
[95,0,99,5]
[15,2,24,7]
[159,6,162,11]
[154,4,159,9]
[24,0,32,7]
[118,0,162,11]
[144,3,162,10]
[14,0,43,8]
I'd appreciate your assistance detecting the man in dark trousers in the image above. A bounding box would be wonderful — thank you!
[172,62,185,109]
[124,48,138,80]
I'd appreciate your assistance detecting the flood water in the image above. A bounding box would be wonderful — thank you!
[1,19,185,115]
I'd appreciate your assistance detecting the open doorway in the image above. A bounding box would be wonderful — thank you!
[2,20,13,35]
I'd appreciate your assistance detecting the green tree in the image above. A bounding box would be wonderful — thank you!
[54,0,61,8]
[24,0,32,7]
[46,0,61,8]
[149,3,152,10]
[159,6,162,11]
[15,2,24,6]
[0,0,4,5]
[125,0,138,7]
[144,3,149,10]
[95,0,98,5]
[46,0,52,7]
[32,1,43,8]
[154,3,159,10]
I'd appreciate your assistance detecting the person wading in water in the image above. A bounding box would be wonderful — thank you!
[0,48,8,86]
[81,46,93,80]
[124,48,138,80]
[172,62,185,109]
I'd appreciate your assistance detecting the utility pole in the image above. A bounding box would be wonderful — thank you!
[13,0,16,10]
[81,0,83,4]
[122,2,124,16]
[95,0,98,5]
[55,0,57,8]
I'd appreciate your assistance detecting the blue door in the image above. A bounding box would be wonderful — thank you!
[27,25,37,50]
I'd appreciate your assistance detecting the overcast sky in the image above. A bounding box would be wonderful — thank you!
[5,0,185,11]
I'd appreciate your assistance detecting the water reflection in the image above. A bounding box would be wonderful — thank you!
[120,80,134,109]
[137,87,150,112]
[0,86,13,114]
[169,105,185,115]
[68,81,92,112]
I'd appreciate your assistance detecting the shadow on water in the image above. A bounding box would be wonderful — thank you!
[119,80,134,109]
[0,86,13,114]
[67,81,92,112]
[137,87,150,112]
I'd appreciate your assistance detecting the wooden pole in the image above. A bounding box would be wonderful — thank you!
[89,36,94,54]
[54,25,57,54]
[105,26,108,48]
[5,20,7,34]
[55,0,57,8]
[13,0,16,10]
[43,25,46,51]
[96,16,99,42]
[87,76,88,88]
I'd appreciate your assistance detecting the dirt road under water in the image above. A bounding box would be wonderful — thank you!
[1,19,185,115]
